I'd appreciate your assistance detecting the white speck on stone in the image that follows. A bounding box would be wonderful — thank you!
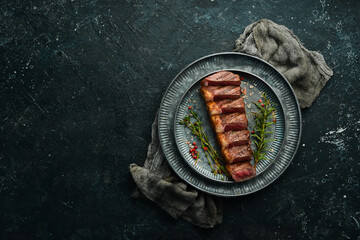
[325,127,347,135]
[319,123,357,151]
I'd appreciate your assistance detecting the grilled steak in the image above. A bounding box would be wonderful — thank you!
[217,130,250,149]
[221,144,253,164]
[201,86,241,102]
[210,112,248,132]
[200,71,255,182]
[226,161,256,182]
[201,71,241,86]
[206,98,245,116]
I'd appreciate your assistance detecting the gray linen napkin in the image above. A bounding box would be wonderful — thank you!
[129,115,222,228]
[129,19,332,228]
[234,19,333,108]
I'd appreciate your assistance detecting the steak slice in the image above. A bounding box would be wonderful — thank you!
[206,98,245,116]
[226,161,256,182]
[201,71,241,86]
[221,144,253,164]
[200,86,241,102]
[217,130,250,149]
[210,112,248,133]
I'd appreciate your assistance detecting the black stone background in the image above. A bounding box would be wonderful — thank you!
[1,0,359,239]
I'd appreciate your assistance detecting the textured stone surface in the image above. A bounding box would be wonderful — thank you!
[0,0,359,239]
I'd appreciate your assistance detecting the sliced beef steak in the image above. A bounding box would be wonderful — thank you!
[200,71,255,182]
[206,98,245,116]
[210,112,248,133]
[201,86,241,102]
[201,71,241,86]
[226,161,256,182]
[221,144,253,164]
[217,130,250,149]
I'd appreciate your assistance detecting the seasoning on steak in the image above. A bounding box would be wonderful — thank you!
[217,130,250,149]
[221,144,253,164]
[201,71,241,86]
[226,161,256,182]
[200,86,241,102]
[210,112,248,132]
[206,98,245,116]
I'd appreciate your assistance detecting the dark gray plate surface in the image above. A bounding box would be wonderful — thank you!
[174,71,285,183]
[158,52,301,197]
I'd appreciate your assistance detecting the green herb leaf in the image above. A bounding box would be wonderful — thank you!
[251,93,277,168]
[180,111,230,178]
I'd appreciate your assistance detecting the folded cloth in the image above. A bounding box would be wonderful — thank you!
[234,19,333,108]
[130,114,222,228]
[129,19,333,228]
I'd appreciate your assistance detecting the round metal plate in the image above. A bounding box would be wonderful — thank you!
[158,52,301,197]
[174,71,285,183]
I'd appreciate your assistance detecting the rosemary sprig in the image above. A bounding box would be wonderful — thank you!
[179,110,230,178]
[251,93,276,168]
